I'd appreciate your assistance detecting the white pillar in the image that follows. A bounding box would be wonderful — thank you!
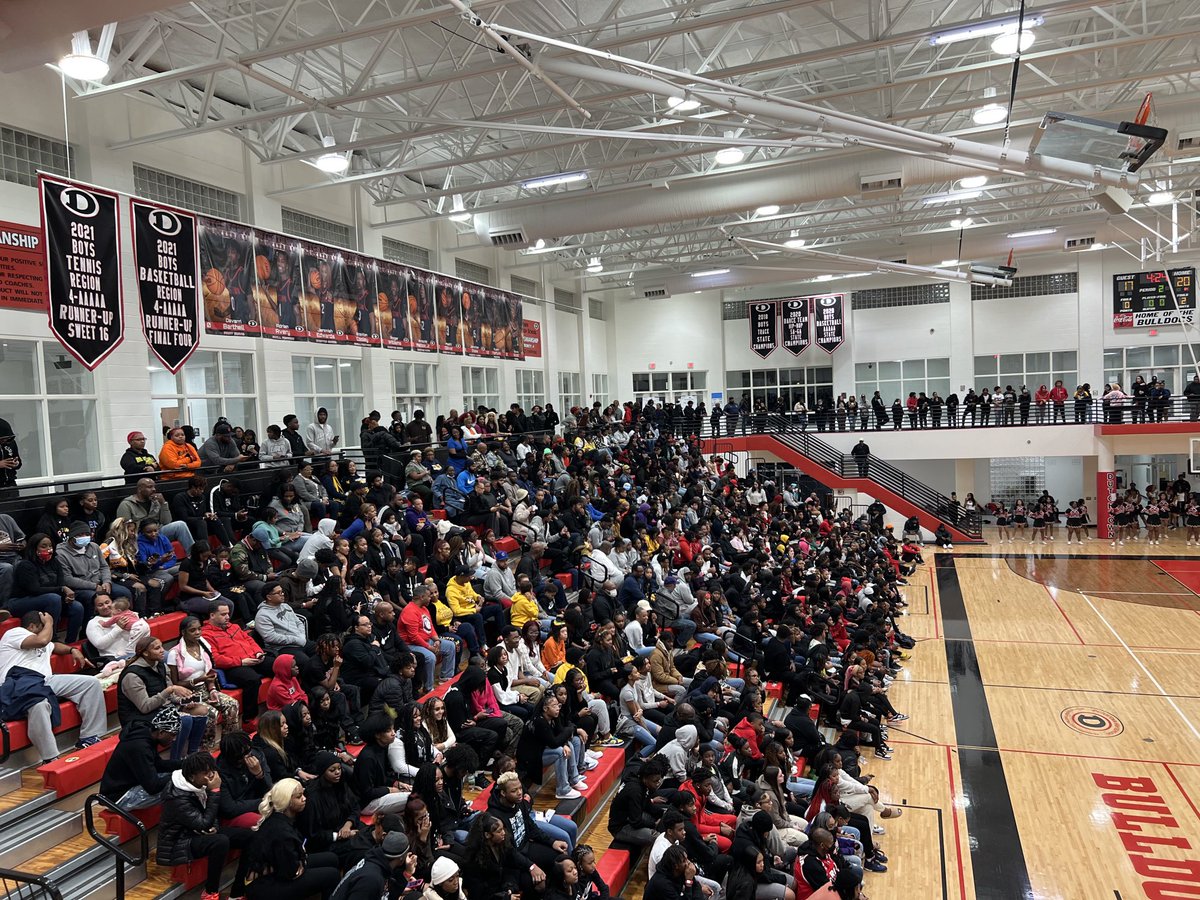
[947,280,974,394]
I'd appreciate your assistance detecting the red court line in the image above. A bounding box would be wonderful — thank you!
[1163,763,1200,822]
[944,745,969,900]
[893,739,1200,768]
[1148,560,1200,621]
[1042,583,1086,645]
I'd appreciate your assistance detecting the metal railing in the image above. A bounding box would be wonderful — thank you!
[0,867,63,900]
[84,794,149,899]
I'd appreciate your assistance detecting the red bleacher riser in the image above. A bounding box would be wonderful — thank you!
[429,509,448,521]
[573,747,624,817]
[100,804,162,843]
[765,681,783,700]
[493,536,520,555]
[469,782,493,812]
[172,857,208,889]
[554,573,574,590]
[596,849,632,894]
[148,612,187,642]
[808,703,819,722]
[38,734,119,796]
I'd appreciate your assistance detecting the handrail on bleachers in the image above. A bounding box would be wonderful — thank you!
[85,792,149,899]
[0,866,64,900]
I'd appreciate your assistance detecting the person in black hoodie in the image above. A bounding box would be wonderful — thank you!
[303,749,363,868]
[342,613,391,706]
[645,845,704,900]
[244,778,340,900]
[608,756,668,845]
[99,709,183,810]
[515,693,585,799]
[488,770,566,871]
[460,812,530,900]
[353,712,410,815]
[216,731,274,824]
[329,830,416,900]
[35,499,72,547]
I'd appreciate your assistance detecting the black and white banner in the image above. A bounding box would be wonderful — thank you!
[781,297,810,355]
[811,293,846,354]
[750,301,778,359]
[131,199,200,373]
[40,175,124,370]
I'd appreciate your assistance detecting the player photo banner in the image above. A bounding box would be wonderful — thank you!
[340,253,380,348]
[434,275,465,354]
[506,293,525,360]
[199,217,260,336]
[811,293,846,355]
[377,260,415,351]
[750,301,778,359]
[781,297,810,356]
[461,283,491,357]
[130,199,200,373]
[298,241,341,345]
[40,175,124,370]
[254,231,308,341]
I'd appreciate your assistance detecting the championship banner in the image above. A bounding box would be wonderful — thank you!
[750,301,778,359]
[0,220,48,312]
[811,293,846,354]
[40,175,124,370]
[298,241,340,345]
[522,319,543,358]
[340,253,381,348]
[199,217,260,336]
[1097,471,1117,539]
[130,199,200,373]
[434,275,464,354]
[253,231,308,341]
[781,297,810,356]
[377,260,415,351]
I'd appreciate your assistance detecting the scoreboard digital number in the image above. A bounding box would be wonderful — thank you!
[1113,267,1195,328]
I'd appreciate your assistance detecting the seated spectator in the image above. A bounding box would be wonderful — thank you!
[86,591,150,661]
[100,517,152,615]
[57,520,132,616]
[353,713,411,815]
[256,582,313,660]
[229,525,276,607]
[156,752,255,900]
[118,634,209,760]
[608,756,668,845]
[10,534,85,642]
[650,630,688,701]
[157,427,202,481]
[647,844,705,900]
[617,661,660,759]
[136,519,181,601]
[117,478,194,550]
[216,730,273,826]
[210,478,252,542]
[201,600,272,729]
[515,694,586,800]
[199,422,251,472]
[165,615,239,750]
[0,509,26,606]
[293,462,331,523]
[120,430,160,482]
[36,498,72,546]
[171,475,234,548]
[460,813,533,900]
[446,566,497,648]
[74,492,110,551]
[341,613,391,705]
[299,517,337,563]
[100,706,183,809]
[398,585,457,693]
[389,700,437,778]
[457,664,521,755]
[0,610,105,762]
[269,483,312,552]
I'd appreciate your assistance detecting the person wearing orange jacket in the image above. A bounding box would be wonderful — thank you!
[159,426,202,480]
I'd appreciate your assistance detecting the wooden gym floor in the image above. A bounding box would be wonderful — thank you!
[851,527,1200,900]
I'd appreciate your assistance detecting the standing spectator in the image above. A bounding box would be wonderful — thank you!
[0,417,21,497]
[116,478,195,550]
[306,407,339,456]
[0,610,105,762]
[120,431,160,482]
[406,410,433,447]
[850,439,869,478]
[158,427,202,481]
[1186,374,1200,422]
[1050,379,1069,423]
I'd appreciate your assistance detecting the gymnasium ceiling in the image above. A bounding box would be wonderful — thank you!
[31,0,1200,293]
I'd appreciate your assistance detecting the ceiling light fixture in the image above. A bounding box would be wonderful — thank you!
[1147,191,1175,206]
[754,205,780,217]
[923,189,982,205]
[692,268,730,277]
[940,259,959,267]
[58,31,110,82]
[991,27,1036,55]
[315,136,350,174]
[815,274,835,282]
[972,103,1009,125]
[958,175,990,189]
[520,171,589,190]
[447,194,472,222]
[951,217,974,229]
[586,257,603,274]
[715,146,745,166]
[784,238,807,249]
[930,14,1044,46]
[667,96,701,112]
[1007,227,1057,238]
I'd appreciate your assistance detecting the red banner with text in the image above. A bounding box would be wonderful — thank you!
[0,220,47,311]
[1097,470,1116,539]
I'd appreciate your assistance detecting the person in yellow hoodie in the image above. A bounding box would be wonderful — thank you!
[427,578,478,658]
[444,565,493,650]
[508,576,546,632]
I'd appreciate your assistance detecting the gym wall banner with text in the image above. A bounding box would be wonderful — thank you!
[749,293,843,358]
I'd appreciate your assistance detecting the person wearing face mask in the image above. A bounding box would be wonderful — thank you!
[56,521,132,620]
[10,534,85,642]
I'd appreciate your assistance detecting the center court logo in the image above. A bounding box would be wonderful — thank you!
[1061,706,1124,737]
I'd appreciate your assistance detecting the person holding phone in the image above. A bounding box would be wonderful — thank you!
[0,417,21,498]
[306,407,340,456]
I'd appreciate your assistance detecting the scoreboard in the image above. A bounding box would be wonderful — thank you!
[1113,267,1195,328]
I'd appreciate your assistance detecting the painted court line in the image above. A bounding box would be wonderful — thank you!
[1076,587,1200,743]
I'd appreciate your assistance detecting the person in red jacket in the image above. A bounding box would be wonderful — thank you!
[680,769,736,851]
[1049,379,1069,423]
[1034,384,1051,424]
[200,599,272,728]
[265,653,308,710]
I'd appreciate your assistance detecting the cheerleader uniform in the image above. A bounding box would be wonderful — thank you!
[1145,505,1162,528]
[995,509,1010,527]
[1032,509,1046,529]
[1066,508,1085,528]
[1013,505,1028,526]
[1185,503,1200,528]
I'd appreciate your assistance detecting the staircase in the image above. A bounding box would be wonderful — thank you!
[704,430,983,543]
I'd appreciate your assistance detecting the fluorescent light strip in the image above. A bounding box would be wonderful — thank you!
[691,268,730,277]
[521,171,589,190]
[923,189,981,205]
[930,14,1043,45]
[1006,228,1057,238]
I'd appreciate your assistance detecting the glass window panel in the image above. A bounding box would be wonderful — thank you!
[999,354,1023,376]
[294,397,315,431]
[1052,372,1076,389]
[928,378,951,397]
[975,376,994,393]
[902,359,925,380]
[1125,346,1152,368]
[414,365,433,395]
[221,353,255,394]
[150,398,182,443]
[878,361,901,380]
[42,345,94,395]
[690,372,706,390]
[5,399,43,479]
[812,368,832,384]
[338,360,362,394]
[393,362,411,394]
[1103,349,1124,369]
[878,380,901,401]
[313,358,337,394]
[486,369,498,393]
[652,373,668,391]
[148,358,179,395]
[854,363,874,381]
[974,355,998,377]
[1052,351,1077,370]
[292,357,312,394]
[1025,352,1049,373]
[1154,345,1180,366]
[927,358,950,377]
[223,398,258,435]
[185,398,223,439]
[633,373,650,392]
[341,397,364,442]
[182,350,220,394]
[1104,371,1123,388]
[0,342,40,395]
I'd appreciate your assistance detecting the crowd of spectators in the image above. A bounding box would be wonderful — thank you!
[0,397,922,900]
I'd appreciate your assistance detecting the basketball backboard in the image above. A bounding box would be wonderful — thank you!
[1028,111,1167,174]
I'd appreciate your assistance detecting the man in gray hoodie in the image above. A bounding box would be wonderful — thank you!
[56,520,132,617]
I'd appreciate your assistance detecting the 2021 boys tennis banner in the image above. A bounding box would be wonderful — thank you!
[39,174,124,370]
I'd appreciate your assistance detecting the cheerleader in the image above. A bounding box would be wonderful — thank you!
[1064,501,1086,544]
[995,503,1011,544]
[1146,494,1169,545]
[1186,494,1200,545]
[1030,503,1046,544]
[1012,500,1028,541]
[1126,494,1144,544]
[1043,496,1058,541]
